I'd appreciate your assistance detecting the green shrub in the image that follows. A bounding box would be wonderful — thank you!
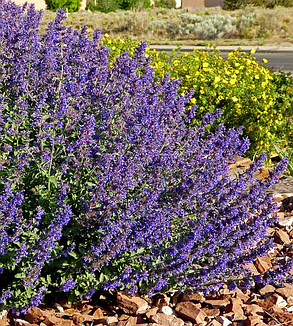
[154,0,177,9]
[224,0,293,10]
[86,0,118,13]
[45,0,81,12]
[117,0,151,10]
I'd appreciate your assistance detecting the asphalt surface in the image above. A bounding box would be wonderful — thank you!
[149,45,293,73]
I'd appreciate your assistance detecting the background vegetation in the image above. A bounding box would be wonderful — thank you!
[41,6,293,45]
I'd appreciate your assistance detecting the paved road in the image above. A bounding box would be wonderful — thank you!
[149,45,293,73]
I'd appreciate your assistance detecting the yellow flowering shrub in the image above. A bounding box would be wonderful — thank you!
[101,37,293,156]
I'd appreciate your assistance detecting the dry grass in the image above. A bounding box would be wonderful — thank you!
[41,6,293,44]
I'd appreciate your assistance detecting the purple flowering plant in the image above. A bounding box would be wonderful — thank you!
[0,0,292,313]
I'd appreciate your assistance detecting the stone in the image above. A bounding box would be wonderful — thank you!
[259,284,275,298]
[244,304,264,317]
[275,284,293,299]
[43,316,61,326]
[210,320,222,326]
[258,294,279,309]
[25,307,44,324]
[235,288,250,303]
[92,308,104,318]
[150,313,184,326]
[146,307,158,320]
[160,306,173,315]
[188,292,205,302]
[225,298,243,315]
[54,303,64,313]
[287,296,293,306]
[274,229,291,244]
[63,309,77,315]
[72,313,85,325]
[255,256,272,273]
[117,292,149,314]
[15,320,30,326]
[117,316,137,326]
[175,302,206,324]
[57,321,73,326]
[215,316,232,326]
[205,299,230,309]
[201,307,220,317]
[155,294,170,308]
[277,214,293,227]
[245,315,262,326]
[275,295,287,308]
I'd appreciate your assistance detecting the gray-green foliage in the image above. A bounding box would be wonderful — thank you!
[224,0,293,10]
[179,13,237,39]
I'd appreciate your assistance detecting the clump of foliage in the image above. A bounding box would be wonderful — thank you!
[178,13,237,39]
[0,0,292,314]
[86,0,151,12]
[154,0,177,9]
[45,0,81,12]
[224,0,293,10]
[86,0,118,13]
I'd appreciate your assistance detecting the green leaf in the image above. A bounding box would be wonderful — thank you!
[49,176,58,188]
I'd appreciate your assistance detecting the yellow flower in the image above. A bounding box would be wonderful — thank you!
[190,98,196,104]
[255,75,259,79]
[104,33,109,38]
[203,62,209,68]
[230,79,236,85]
[232,96,238,102]
[250,49,256,54]
[214,76,221,83]
[262,58,268,64]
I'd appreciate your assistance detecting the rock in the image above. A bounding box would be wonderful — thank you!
[117,292,149,314]
[277,214,293,227]
[72,313,85,325]
[245,315,262,326]
[43,316,61,326]
[150,313,184,326]
[201,307,220,317]
[274,229,291,244]
[235,288,250,303]
[205,299,230,309]
[92,307,104,318]
[146,307,158,320]
[155,294,170,308]
[259,284,275,298]
[225,298,243,315]
[244,304,264,317]
[15,320,30,326]
[258,294,279,309]
[275,284,293,299]
[160,306,174,315]
[215,316,232,325]
[175,302,206,324]
[57,321,73,326]
[53,303,64,313]
[117,316,137,326]
[210,320,222,326]
[25,307,45,324]
[255,255,272,273]
[275,295,287,308]
[63,309,77,315]
[188,292,205,302]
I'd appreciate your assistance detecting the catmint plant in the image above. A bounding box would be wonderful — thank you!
[0,0,291,313]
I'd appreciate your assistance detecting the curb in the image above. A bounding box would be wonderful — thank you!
[149,45,293,53]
